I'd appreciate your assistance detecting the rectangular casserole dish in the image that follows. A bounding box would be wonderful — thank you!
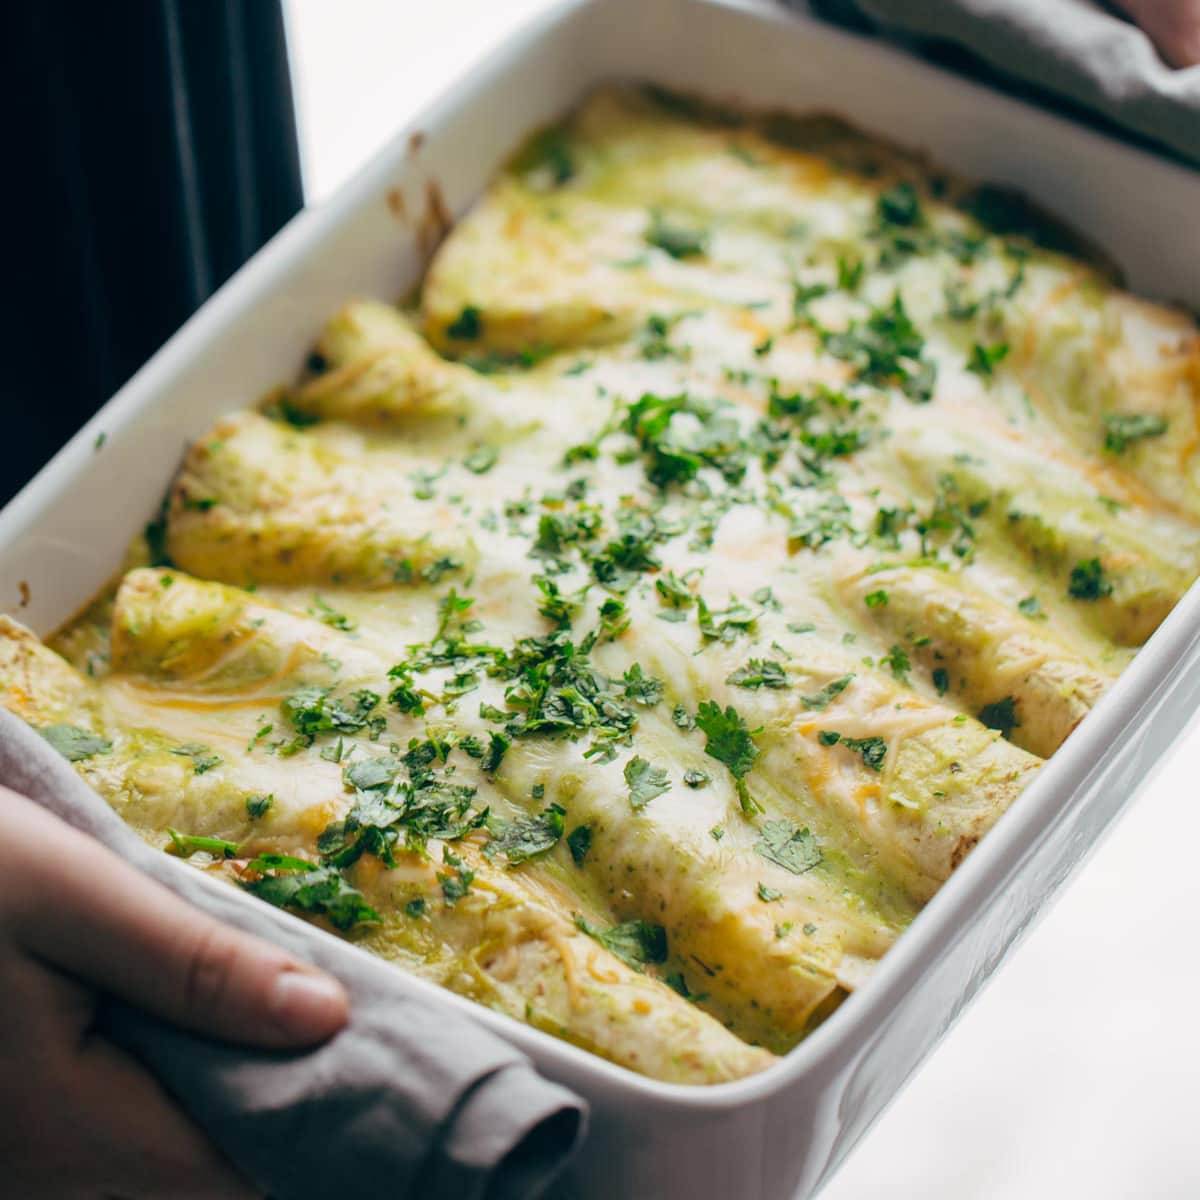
[4,1,1199,1196]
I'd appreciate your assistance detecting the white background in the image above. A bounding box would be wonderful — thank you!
[284,3,1200,1195]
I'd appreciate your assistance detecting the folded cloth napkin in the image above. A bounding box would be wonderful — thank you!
[796,0,1200,165]
[0,710,586,1200]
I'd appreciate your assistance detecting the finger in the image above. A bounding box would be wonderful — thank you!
[78,1036,263,1200]
[1114,0,1200,67]
[0,943,260,1199]
[0,787,348,1048]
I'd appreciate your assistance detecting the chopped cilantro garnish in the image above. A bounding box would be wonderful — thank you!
[485,803,566,864]
[757,882,784,902]
[978,696,1020,737]
[1017,595,1043,618]
[683,768,710,788]
[38,723,111,762]
[932,667,950,696]
[517,125,575,186]
[754,820,822,875]
[590,519,663,592]
[167,829,239,859]
[880,644,911,683]
[837,254,865,291]
[1067,558,1113,601]
[243,855,380,931]
[619,664,664,706]
[405,897,427,918]
[170,743,222,774]
[656,570,696,608]
[966,341,1010,378]
[1103,412,1168,454]
[438,848,475,904]
[645,213,708,259]
[788,492,854,552]
[799,674,854,710]
[447,305,482,340]
[245,793,274,820]
[463,444,499,474]
[823,293,936,402]
[481,731,511,774]
[876,181,922,227]
[916,472,984,560]
[309,595,357,632]
[624,755,671,810]
[567,824,593,865]
[697,595,758,644]
[280,686,382,752]
[574,916,667,971]
[845,735,887,770]
[864,589,889,608]
[821,730,887,770]
[726,658,789,689]
[622,392,746,490]
[694,700,761,813]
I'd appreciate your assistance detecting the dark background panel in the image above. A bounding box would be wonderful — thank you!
[0,0,302,505]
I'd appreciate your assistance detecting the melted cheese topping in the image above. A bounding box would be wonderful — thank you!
[6,85,1200,1084]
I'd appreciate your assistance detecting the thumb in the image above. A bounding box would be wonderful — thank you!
[4,788,348,1047]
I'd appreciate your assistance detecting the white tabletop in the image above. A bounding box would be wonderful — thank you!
[283,4,1200,1194]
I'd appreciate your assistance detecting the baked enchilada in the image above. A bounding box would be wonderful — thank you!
[4,85,1198,1083]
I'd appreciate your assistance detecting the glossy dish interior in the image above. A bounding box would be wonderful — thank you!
[3,84,1198,1085]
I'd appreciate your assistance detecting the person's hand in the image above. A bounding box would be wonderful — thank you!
[0,786,349,1199]
[1116,0,1200,67]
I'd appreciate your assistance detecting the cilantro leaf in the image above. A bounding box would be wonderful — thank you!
[463,444,499,474]
[309,595,357,631]
[754,820,822,875]
[244,858,379,931]
[280,686,382,751]
[438,849,475,904]
[567,824,593,865]
[575,916,667,971]
[624,755,671,810]
[879,644,911,683]
[799,674,854,710]
[726,658,789,689]
[446,305,482,340]
[1067,558,1113,601]
[823,293,936,402]
[170,743,222,774]
[978,696,1020,738]
[966,341,1010,377]
[645,213,708,259]
[697,595,757,644]
[485,803,566,865]
[619,663,664,706]
[167,829,240,859]
[694,700,760,813]
[38,723,111,762]
[1103,413,1167,454]
[245,793,274,820]
[877,181,922,227]
[843,734,887,770]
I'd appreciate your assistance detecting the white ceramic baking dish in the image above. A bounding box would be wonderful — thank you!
[4,1,1199,1196]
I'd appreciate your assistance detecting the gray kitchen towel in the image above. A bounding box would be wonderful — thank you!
[797,0,1200,165]
[0,710,586,1200]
